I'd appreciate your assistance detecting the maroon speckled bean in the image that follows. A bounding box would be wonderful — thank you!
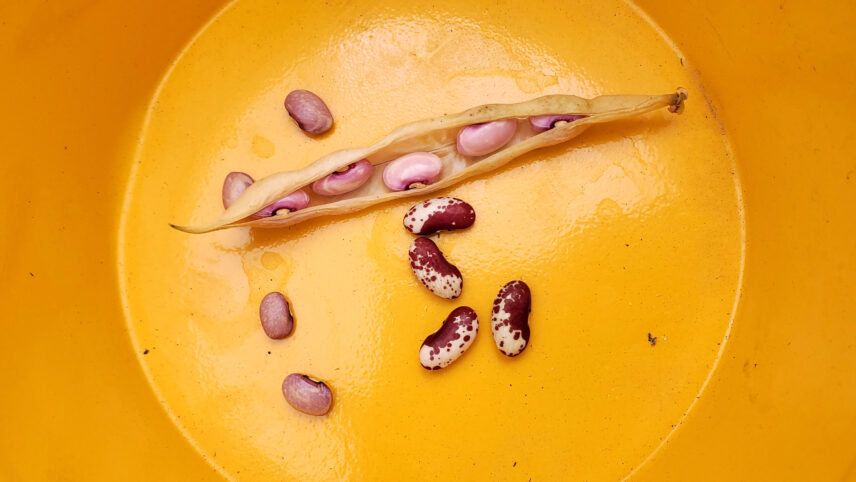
[408,237,462,299]
[491,280,532,357]
[419,306,479,370]
[403,197,476,235]
[282,373,333,416]
[259,292,294,339]
[284,90,334,135]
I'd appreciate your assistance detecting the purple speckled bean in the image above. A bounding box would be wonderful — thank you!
[529,114,586,133]
[311,160,373,196]
[259,292,294,339]
[282,373,333,416]
[419,306,479,370]
[491,280,532,357]
[284,90,333,135]
[382,152,443,191]
[251,189,311,218]
[222,172,254,209]
[408,237,462,299]
[403,197,475,235]
[456,119,517,157]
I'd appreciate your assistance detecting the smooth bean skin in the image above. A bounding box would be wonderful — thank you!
[259,292,294,339]
[419,306,479,370]
[382,152,443,191]
[282,373,333,416]
[311,160,373,196]
[491,280,532,357]
[222,172,254,209]
[529,114,586,133]
[408,237,463,299]
[403,197,475,235]
[285,90,334,135]
[456,119,517,156]
[251,189,311,218]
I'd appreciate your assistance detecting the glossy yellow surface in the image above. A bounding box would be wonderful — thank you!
[120,0,741,480]
[1,0,854,481]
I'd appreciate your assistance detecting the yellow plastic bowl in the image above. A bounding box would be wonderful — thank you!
[1,0,854,480]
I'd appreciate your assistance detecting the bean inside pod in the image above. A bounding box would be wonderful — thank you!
[173,89,688,233]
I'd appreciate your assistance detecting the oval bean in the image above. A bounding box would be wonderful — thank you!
[251,189,311,218]
[284,90,334,135]
[403,197,475,235]
[311,159,373,196]
[259,291,294,339]
[420,306,479,370]
[529,114,586,133]
[408,237,462,299]
[282,373,333,416]
[491,280,532,357]
[222,172,254,209]
[382,152,443,191]
[456,119,517,156]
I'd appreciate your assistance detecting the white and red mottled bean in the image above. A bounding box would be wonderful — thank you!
[419,306,479,370]
[408,237,463,299]
[403,197,475,235]
[491,280,532,357]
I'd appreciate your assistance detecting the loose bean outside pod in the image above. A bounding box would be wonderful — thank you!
[259,291,294,339]
[456,119,518,157]
[251,189,311,218]
[408,237,463,299]
[491,280,532,357]
[222,172,254,209]
[382,152,443,191]
[403,197,475,235]
[284,90,334,135]
[282,373,333,416]
[311,159,373,196]
[419,306,479,370]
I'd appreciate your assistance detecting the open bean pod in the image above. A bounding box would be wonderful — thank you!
[171,89,687,233]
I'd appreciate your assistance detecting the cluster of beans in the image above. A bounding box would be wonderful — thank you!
[222,89,584,218]
[232,90,567,416]
[403,198,532,369]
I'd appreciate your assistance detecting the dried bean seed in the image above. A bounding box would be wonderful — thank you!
[408,237,463,299]
[282,373,333,416]
[419,306,479,370]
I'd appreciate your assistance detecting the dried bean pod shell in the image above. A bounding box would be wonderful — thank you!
[172,89,687,233]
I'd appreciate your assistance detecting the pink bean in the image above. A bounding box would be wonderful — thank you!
[259,292,294,339]
[529,115,586,133]
[222,172,254,209]
[282,373,333,416]
[311,160,373,196]
[456,119,518,157]
[382,152,443,191]
[284,90,333,135]
[251,189,311,218]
